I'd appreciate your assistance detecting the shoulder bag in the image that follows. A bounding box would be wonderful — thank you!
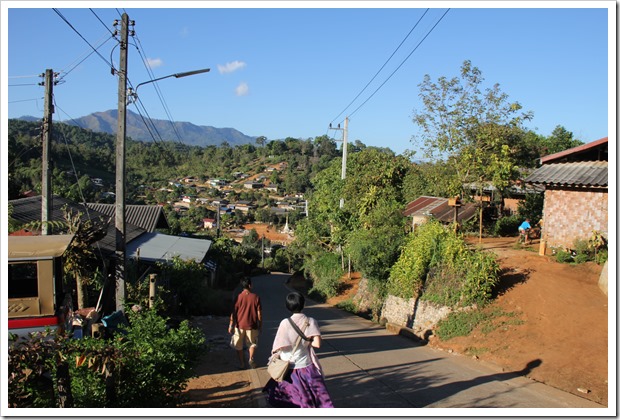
[267,317,310,382]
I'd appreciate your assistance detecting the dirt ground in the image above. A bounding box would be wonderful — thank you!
[181,235,609,407]
[428,236,608,406]
[180,315,259,408]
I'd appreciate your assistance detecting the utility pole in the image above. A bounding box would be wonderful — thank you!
[41,69,55,235]
[329,116,348,208]
[115,14,130,312]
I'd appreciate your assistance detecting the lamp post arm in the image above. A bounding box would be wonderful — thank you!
[134,67,210,93]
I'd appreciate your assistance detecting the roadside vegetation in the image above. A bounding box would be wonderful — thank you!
[8,59,604,407]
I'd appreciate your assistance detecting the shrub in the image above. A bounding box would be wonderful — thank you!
[388,220,500,307]
[8,309,206,408]
[554,249,574,263]
[159,257,211,315]
[493,215,520,237]
[387,220,447,299]
[595,248,608,265]
[305,251,343,299]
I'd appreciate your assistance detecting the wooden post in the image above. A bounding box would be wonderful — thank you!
[149,273,157,309]
[479,205,483,243]
[41,69,54,236]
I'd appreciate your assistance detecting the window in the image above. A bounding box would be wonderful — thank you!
[8,262,38,299]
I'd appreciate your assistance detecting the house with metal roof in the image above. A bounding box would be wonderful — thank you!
[524,137,608,249]
[403,196,478,229]
[9,195,146,257]
[126,232,212,264]
[85,202,169,232]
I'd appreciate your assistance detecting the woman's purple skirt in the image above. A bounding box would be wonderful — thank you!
[262,363,334,408]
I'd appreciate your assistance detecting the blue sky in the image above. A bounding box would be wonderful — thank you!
[3,2,613,155]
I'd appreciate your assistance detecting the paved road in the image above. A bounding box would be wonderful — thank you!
[248,273,605,412]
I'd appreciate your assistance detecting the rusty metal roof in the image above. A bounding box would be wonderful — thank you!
[524,161,608,188]
[403,196,478,223]
[541,137,608,164]
[86,203,169,232]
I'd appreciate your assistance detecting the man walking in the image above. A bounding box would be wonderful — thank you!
[229,277,262,369]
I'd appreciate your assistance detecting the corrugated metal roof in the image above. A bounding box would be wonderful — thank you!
[9,195,146,256]
[524,161,608,187]
[86,203,169,232]
[126,232,212,263]
[403,196,477,223]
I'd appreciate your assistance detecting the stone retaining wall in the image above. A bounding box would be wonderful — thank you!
[380,294,452,340]
[353,278,453,340]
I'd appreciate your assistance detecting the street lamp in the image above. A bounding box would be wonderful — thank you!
[114,13,210,312]
[127,68,210,104]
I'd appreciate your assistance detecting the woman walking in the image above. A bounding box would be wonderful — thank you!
[263,292,334,408]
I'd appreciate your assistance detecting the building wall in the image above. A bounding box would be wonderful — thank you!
[543,187,608,249]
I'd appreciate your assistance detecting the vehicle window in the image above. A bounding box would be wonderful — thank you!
[8,262,38,298]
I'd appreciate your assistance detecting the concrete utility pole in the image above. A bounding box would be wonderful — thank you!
[329,116,348,208]
[115,13,130,312]
[41,69,55,235]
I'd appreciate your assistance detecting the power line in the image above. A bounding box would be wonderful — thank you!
[90,8,115,36]
[131,33,184,144]
[57,33,115,83]
[8,83,38,87]
[9,98,42,104]
[347,9,450,120]
[331,8,430,125]
[53,8,114,70]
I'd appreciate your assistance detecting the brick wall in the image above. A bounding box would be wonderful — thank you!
[543,187,608,249]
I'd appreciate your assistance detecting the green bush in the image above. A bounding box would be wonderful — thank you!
[554,249,574,263]
[388,220,500,307]
[335,299,358,313]
[595,248,608,265]
[493,215,520,237]
[8,309,206,408]
[159,257,211,315]
[305,251,343,299]
[387,220,447,299]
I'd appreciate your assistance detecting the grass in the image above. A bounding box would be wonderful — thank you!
[335,298,358,313]
[464,346,490,357]
[436,307,524,341]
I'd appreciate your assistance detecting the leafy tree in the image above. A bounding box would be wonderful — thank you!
[62,207,109,309]
[541,125,583,156]
[411,60,533,198]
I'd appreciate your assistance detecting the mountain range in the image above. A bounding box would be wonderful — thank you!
[18,109,258,147]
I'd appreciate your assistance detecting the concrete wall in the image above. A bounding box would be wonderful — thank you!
[543,187,607,249]
[598,260,608,296]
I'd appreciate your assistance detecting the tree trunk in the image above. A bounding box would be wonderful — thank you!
[76,275,88,309]
[56,361,73,408]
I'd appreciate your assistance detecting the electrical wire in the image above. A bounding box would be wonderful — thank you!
[57,33,115,83]
[331,9,450,127]
[331,8,430,125]
[53,8,115,70]
[54,102,107,263]
[131,33,184,144]
[348,9,450,119]
[89,8,116,36]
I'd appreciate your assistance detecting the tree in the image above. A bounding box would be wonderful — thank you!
[62,207,109,309]
[411,60,533,198]
[541,125,583,156]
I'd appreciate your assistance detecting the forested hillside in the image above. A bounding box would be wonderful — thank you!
[8,118,344,203]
